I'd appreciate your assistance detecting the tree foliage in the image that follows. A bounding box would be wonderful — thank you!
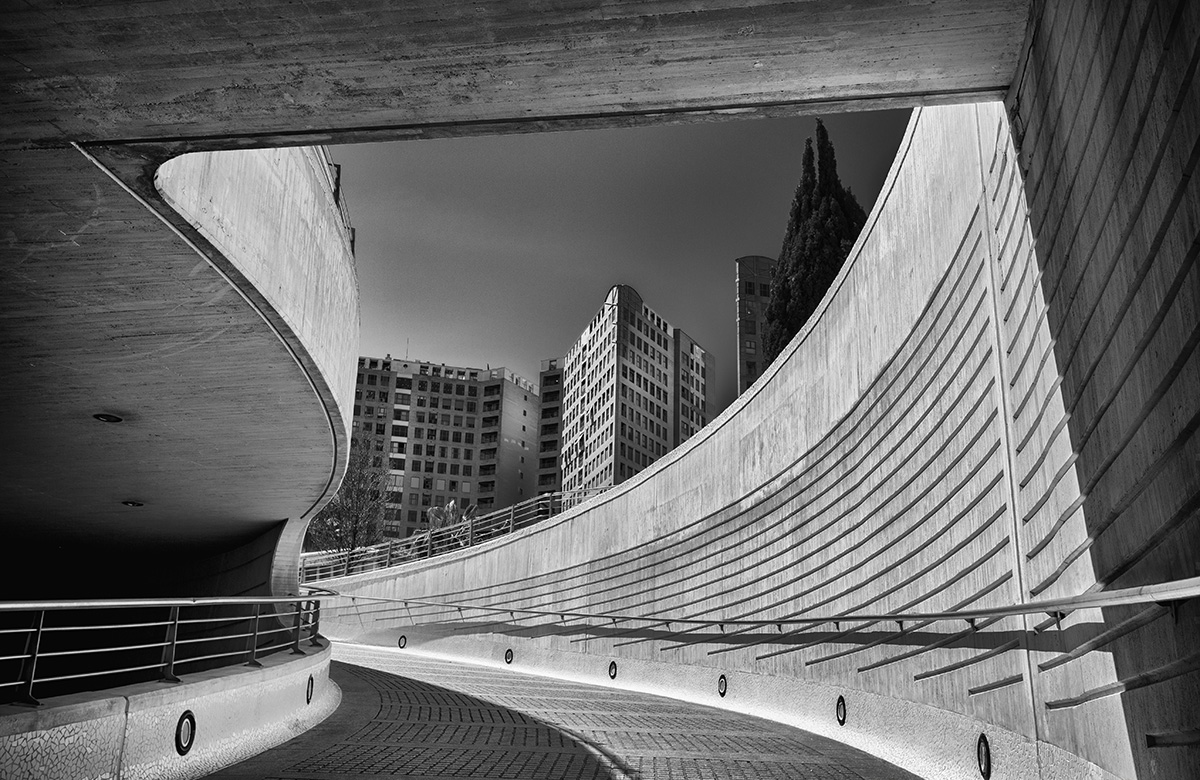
[304,439,388,552]
[762,119,867,366]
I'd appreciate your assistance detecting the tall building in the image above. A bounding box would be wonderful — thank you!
[353,356,538,538]
[555,285,714,493]
[735,255,775,393]
[535,358,564,496]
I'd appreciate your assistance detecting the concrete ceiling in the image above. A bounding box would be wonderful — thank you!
[2,1,1028,149]
[0,1,1030,587]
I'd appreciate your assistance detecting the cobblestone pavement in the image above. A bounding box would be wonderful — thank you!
[208,643,919,779]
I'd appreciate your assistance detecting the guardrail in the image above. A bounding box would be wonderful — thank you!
[319,576,1200,663]
[300,488,608,582]
[0,597,322,706]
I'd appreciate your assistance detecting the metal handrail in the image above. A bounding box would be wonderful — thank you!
[0,596,323,706]
[317,575,1200,632]
[300,487,610,582]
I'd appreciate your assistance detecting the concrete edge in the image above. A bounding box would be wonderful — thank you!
[0,643,339,780]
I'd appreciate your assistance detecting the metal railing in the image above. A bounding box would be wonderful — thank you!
[0,597,322,706]
[300,488,609,582]
[333,573,1200,628]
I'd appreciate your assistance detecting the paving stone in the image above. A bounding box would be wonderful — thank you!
[206,644,918,779]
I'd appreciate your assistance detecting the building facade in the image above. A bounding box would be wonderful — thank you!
[555,285,714,493]
[734,255,775,393]
[535,358,564,496]
[353,356,538,538]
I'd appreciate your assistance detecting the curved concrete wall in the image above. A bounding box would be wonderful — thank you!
[156,146,358,454]
[154,146,360,595]
[328,81,1198,779]
[0,645,337,780]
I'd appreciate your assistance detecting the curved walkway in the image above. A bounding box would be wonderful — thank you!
[209,643,918,779]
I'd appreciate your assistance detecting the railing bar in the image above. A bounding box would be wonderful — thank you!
[0,653,31,662]
[0,596,330,611]
[330,574,1200,627]
[36,662,165,683]
[35,641,170,658]
[174,631,258,645]
[174,649,254,665]
[41,620,174,632]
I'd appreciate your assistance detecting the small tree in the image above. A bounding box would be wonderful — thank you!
[305,439,388,553]
[763,119,867,366]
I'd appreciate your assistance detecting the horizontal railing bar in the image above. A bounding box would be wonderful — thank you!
[178,610,303,626]
[41,620,174,632]
[173,631,258,645]
[175,648,259,665]
[0,597,315,612]
[36,662,165,684]
[322,576,1200,628]
[35,641,170,658]
[0,653,31,662]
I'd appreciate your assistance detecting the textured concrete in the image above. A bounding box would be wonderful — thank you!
[2,2,1195,778]
[0,140,356,597]
[210,643,919,780]
[1,1,1027,150]
[327,93,1198,780]
[0,645,336,780]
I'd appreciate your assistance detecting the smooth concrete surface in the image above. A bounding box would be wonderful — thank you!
[0,644,337,780]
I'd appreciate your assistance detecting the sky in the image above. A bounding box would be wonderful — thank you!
[334,109,911,413]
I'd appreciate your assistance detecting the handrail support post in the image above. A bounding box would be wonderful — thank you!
[245,603,263,667]
[308,600,323,647]
[16,610,45,706]
[161,606,181,682]
[291,601,306,655]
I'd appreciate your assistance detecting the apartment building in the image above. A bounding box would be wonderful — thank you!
[735,255,775,393]
[553,285,714,493]
[352,355,538,538]
[535,358,564,496]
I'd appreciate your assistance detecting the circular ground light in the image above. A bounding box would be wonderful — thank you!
[504,648,514,664]
[608,661,617,679]
[306,674,314,705]
[717,674,728,697]
[977,733,992,779]
[836,695,847,726]
[175,710,196,756]
[397,635,407,649]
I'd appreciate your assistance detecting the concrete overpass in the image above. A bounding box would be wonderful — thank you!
[1,2,1196,778]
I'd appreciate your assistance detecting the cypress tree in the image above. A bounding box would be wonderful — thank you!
[762,119,867,366]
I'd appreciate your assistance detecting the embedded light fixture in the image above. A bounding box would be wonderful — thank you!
[121,500,144,507]
[93,413,123,423]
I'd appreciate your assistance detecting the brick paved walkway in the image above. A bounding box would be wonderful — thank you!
[208,643,919,779]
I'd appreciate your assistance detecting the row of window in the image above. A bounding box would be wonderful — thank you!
[743,280,771,298]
